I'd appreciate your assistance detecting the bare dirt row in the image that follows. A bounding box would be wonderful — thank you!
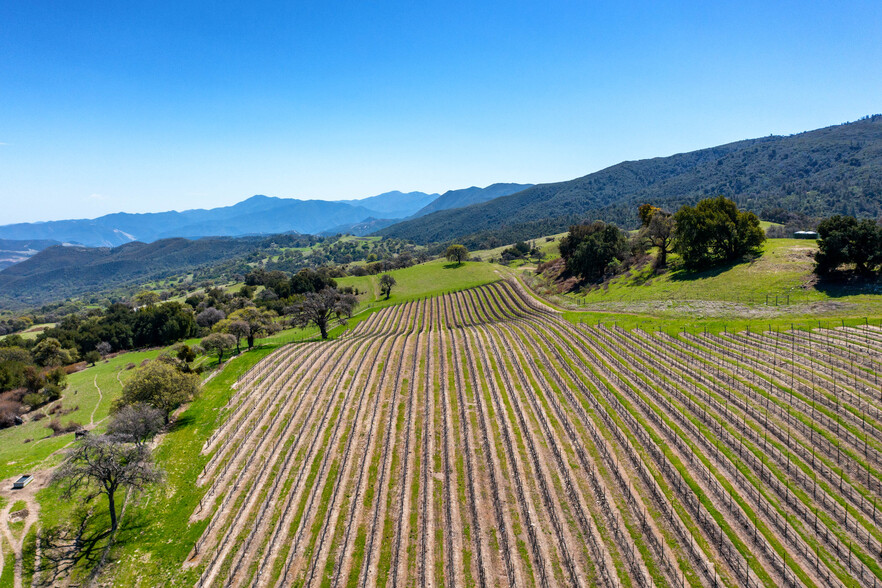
[188,280,882,587]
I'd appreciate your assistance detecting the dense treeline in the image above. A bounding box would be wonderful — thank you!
[39,302,199,354]
[672,196,765,269]
[559,221,631,281]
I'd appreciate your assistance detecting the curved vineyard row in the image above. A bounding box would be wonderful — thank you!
[187,280,882,587]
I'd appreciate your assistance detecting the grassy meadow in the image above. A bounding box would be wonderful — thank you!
[337,258,503,305]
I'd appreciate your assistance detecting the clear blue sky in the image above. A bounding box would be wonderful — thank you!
[1,0,881,224]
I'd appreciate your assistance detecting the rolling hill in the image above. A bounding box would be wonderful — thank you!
[377,115,882,247]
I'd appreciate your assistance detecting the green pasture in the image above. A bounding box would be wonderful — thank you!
[337,259,503,306]
[471,232,565,264]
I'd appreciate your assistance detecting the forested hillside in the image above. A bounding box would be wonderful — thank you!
[411,182,533,216]
[378,115,882,247]
[0,237,274,306]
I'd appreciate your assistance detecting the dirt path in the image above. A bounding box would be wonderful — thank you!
[89,375,103,426]
[0,471,48,588]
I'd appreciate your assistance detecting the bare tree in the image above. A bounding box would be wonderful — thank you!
[52,435,163,531]
[196,307,226,328]
[106,403,165,446]
[96,341,112,357]
[290,287,357,340]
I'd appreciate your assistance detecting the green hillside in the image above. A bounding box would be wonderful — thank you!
[378,115,882,247]
[512,237,882,333]
[337,258,503,305]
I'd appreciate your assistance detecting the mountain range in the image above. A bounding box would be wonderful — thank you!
[0,236,276,307]
[0,184,531,248]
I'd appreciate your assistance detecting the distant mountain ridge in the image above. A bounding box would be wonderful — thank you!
[324,183,534,236]
[338,190,439,217]
[413,183,533,216]
[377,116,882,246]
[0,238,62,271]
[0,191,440,248]
[0,184,532,248]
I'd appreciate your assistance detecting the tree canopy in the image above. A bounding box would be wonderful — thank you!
[559,221,629,282]
[290,287,357,340]
[379,274,396,300]
[118,360,200,421]
[227,307,277,348]
[107,403,165,445]
[673,196,765,269]
[814,215,882,274]
[201,332,237,363]
[445,244,469,265]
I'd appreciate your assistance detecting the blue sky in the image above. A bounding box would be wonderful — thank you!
[1,0,881,224]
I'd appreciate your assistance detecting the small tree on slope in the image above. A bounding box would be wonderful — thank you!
[52,435,162,531]
[379,274,396,300]
[290,287,357,340]
[445,244,469,265]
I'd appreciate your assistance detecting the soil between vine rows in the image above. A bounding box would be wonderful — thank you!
[189,280,882,588]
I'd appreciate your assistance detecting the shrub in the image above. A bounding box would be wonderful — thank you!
[43,382,63,402]
[46,418,81,436]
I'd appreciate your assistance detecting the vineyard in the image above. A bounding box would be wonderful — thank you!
[188,279,882,587]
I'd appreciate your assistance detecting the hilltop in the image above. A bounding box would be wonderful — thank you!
[0,239,61,271]
[377,115,882,247]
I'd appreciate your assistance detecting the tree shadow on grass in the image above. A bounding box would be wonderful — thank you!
[813,271,882,298]
[442,262,465,269]
[667,257,748,282]
[36,508,147,586]
[168,413,195,432]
